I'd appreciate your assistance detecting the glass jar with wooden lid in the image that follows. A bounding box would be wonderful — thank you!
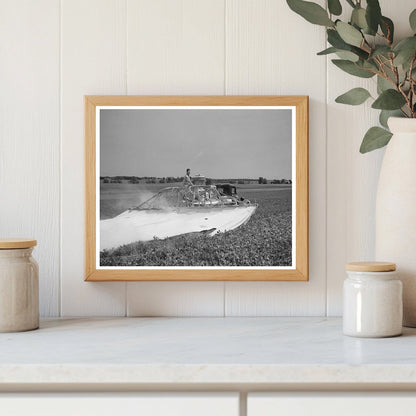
[0,239,39,332]
[343,261,402,338]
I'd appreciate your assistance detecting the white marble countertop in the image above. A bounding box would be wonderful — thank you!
[1,317,416,389]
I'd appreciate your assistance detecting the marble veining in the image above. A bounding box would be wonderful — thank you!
[0,317,416,385]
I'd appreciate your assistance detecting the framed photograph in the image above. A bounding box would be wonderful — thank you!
[85,96,308,281]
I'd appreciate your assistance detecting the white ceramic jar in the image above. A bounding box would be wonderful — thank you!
[343,262,402,338]
[0,239,39,332]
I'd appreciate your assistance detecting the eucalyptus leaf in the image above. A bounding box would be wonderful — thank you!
[351,7,368,32]
[360,127,392,153]
[392,36,416,52]
[332,59,375,78]
[372,89,406,110]
[317,46,358,61]
[287,0,334,27]
[382,65,402,84]
[366,0,382,35]
[362,59,379,71]
[317,47,338,55]
[327,29,368,59]
[335,88,371,105]
[328,0,342,16]
[410,9,416,32]
[336,21,363,47]
[371,46,391,58]
[327,29,348,49]
[393,36,416,71]
[335,50,359,62]
[379,109,402,129]
[351,45,369,60]
[380,16,394,44]
[377,75,393,94]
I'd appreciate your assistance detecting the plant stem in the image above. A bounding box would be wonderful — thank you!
[397,80,412,118]
[376,57,399,89]
[391,58,400,85]
[409,56,416,117]
[362,35,372,53]
[373,56,413,117]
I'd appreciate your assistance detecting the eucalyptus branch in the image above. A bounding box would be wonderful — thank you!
[375,58,399,89]
[377,54,393,67]
[377,25,393,48]
[362,37,373,53]
[359,65,383,78]
[411,75,416,107]
[391,59,400,86]
[287,0,416,152]
[409,56,416,117]
[397,83,412,117]
[374,56,385,72]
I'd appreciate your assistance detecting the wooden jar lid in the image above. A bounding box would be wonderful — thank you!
[0,239,37,249]
[346,261,396,272]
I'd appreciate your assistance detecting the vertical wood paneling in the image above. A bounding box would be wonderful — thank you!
[125,0,226,316]
[7,0,410,317]
[224,0,327,315]
[127,282,225,317]
[326,0,416,316]
[61,0,127,316]
[0,1,60,317]
[127,0,225,95]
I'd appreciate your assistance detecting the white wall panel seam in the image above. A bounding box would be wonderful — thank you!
[124,0,128,317]
[61,0,128,316]
[224,0,228,97]
[223,0,227,317]
[59,0,63,317]
[126,0,129,98]
[324,10,329,318]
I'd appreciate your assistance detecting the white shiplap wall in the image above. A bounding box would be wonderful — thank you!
[61,0,127,316]
[0,0,413,317]
[0,0,60,316]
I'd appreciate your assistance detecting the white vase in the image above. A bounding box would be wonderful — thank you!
[375,117,416,327]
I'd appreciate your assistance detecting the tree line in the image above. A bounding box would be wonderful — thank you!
[100,176,292,185]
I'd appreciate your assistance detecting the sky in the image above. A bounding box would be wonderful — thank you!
[100,108,292,179]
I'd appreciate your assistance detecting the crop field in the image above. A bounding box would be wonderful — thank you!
[100,183,292,267]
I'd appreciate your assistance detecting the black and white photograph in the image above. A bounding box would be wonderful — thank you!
[98,105,295,268]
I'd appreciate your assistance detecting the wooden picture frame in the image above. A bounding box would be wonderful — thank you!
[85,96,308,281]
